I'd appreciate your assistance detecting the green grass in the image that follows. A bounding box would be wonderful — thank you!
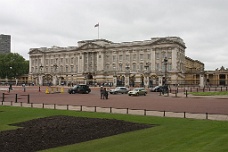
[190,91,228,96]
[1,106,228,152]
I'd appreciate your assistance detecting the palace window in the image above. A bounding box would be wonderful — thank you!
[140,63,143,71]
[168,63,172,71]
[133,63,136,72]
[147,54,150,60]
[156,63,159,71]
[156,52,159,59]
[119,55,122,61]
[119,64,123,71]
[126,54,130,61]
[167,52,172,58]
[66,66,68,73]
[140,54,144,60]
[133,54,136,60]
[113,55,116,62]
[71,66,74,72]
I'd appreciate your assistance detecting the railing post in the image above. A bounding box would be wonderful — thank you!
[163,111,166,117]
[15,94,18,103]
[2,93,5,102]
[110,107,112,113]
[27,94,30,104]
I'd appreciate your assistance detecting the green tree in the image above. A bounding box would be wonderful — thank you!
[0,53,29,79]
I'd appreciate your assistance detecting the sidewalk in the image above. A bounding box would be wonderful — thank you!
[1,101,228,121]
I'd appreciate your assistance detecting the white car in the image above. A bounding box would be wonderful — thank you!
[128,88,147,96]
[109,87,129,94]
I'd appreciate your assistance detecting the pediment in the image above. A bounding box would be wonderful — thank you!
[28,49,43,54]
[152,38,176,45]
[77,42,104,50]
[151,38,186,48]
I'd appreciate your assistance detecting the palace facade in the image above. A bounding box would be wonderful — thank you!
[28,36,204,87]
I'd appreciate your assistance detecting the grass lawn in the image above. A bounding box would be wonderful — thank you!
[190,91,228,96]
[0,106,228,152]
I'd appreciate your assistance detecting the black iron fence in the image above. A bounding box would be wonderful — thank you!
[1,92,227,121]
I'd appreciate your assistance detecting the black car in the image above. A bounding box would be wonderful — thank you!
[68,84,91,94]
[150,86,163,92]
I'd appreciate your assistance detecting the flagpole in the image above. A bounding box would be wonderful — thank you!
[98,23,99,39]
[95,23,100,39]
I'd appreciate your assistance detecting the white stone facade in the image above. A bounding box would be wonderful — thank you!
[28,36,186,87]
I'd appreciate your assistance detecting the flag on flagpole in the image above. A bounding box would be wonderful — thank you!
[94,23,99,27]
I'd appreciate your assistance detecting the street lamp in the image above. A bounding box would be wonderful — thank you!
[163,57,169,94]
[164,57,168,85]
[113,67,117,87]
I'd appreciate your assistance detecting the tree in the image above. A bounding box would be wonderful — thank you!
[0,53,29,79]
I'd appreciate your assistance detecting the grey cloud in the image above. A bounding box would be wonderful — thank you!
[1,0,228,70]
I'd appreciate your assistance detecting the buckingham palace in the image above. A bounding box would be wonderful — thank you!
[28,36,204,87]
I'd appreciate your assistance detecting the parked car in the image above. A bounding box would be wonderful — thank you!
[128,88,147,96]
[150,86,163,92]
[109,87,130,94]
[68,84,91,94]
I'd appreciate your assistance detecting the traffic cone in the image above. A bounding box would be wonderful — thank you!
[45,88,49,94]
[60,87,64,93]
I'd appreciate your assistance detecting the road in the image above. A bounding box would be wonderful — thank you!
[1,86,228,115]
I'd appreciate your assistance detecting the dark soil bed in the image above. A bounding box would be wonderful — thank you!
[0,115,153,152]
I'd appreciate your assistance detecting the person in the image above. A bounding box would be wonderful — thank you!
[103,88,108,99]
[22,83,26,92]
[100,86,104,99]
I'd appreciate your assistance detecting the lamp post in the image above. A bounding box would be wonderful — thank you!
[9,67,13,90]
[163,57,169,94]
[113,67,117,87]
[164,57,168,85]
[125,65,130,87]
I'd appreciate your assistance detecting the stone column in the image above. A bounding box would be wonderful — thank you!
[39,75,43,85]
[125,75,129,87]
[113,76,117,87]
[158,76,163,86]
[199,74,205,88]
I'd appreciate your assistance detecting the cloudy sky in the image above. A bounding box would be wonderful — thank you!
[1,0,227,70]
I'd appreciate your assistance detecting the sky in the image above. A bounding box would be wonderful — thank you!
[1,0,228,70]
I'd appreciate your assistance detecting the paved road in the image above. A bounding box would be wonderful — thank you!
[1,86,228,115]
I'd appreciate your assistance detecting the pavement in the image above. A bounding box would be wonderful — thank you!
[1,85,228,121]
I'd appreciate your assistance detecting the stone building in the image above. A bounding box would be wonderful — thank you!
[204,66,228,86]
[185,56,204,86]
[0,34,11,53]
[28,36,203,87]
